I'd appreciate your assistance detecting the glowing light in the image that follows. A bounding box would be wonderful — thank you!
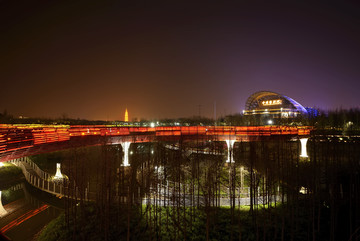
[281,112,289,118]
[53,163,64,180]
[262,99,282,106]
[346,121,353,128]
[268,120,273,125]
[150,122,155,128]
[300,138,308,158]
[124,109,129,122]
[299,187,307,194]
[0,162,3,167]
[121,142,131,166]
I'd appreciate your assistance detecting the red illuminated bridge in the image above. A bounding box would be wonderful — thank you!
[0,124,312,162]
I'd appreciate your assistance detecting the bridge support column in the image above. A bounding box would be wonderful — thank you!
[0,191,8,217]
[121,142,131,167]
[225,140,236,163]
[300,138,308,158]
[54,163,64,180]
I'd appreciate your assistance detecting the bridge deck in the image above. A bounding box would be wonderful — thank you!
[0,125,312,161]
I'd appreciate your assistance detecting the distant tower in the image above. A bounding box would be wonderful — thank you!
[124,108,129,122]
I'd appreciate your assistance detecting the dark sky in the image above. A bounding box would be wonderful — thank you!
[1,1,360,121]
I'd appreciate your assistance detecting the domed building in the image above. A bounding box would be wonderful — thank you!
[244,91,308,119]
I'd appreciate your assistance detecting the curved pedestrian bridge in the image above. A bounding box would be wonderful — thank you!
[0,124,312,162]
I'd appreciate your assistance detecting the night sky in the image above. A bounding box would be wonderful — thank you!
[1,1,360,121]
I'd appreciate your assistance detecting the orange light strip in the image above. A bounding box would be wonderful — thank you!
[0,125,313,160]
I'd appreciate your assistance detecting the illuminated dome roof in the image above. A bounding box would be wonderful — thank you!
[245,91,308,114]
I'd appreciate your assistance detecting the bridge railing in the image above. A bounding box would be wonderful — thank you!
[9,158,90,200]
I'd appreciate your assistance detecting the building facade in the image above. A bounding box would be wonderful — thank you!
[244,91,309,124]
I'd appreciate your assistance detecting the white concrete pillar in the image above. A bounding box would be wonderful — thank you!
[225,140,236,163]
[0,191,8,217]
[300,138,308,158]
[54,163,63,179]
[121,142,131,166]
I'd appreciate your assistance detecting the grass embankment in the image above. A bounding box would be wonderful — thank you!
[0,163,24,188]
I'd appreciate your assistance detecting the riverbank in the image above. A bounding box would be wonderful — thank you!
[0,181,63,241]
[0,163,24,189]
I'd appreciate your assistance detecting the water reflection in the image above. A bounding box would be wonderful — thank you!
[0,182,63,241]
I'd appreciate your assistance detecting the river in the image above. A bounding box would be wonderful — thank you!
[0,182,63,241]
